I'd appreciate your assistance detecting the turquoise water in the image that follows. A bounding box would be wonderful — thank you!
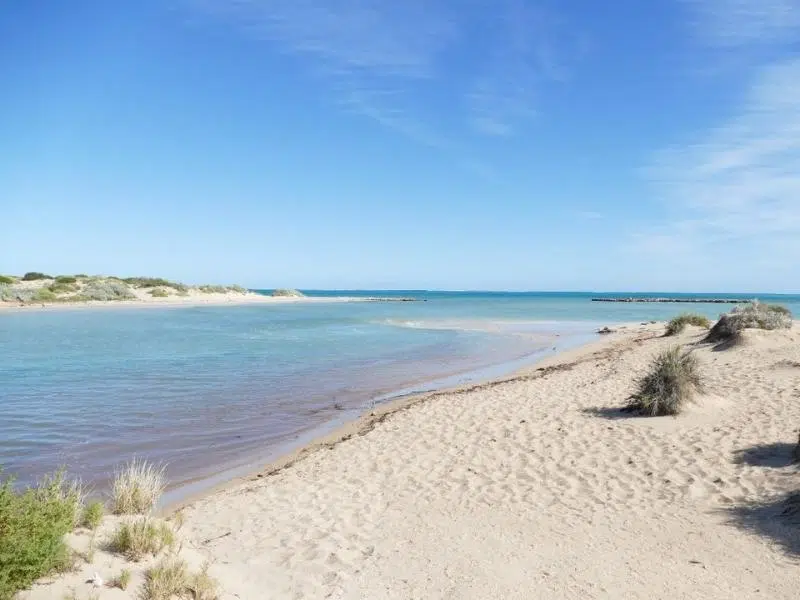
[2,291,798,499]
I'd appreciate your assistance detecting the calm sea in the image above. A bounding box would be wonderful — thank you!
[2,291,798,502]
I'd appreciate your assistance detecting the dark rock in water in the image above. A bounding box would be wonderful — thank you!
[597,326,615,335]
[794,433,800,464]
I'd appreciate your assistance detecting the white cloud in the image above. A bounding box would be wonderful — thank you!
[637,2,800,288]
[188,0,574,145]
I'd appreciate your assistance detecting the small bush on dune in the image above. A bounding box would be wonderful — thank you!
[78,280,136,302]
[123,277,188,292]
[139,556,189,600]
[198,285,227,294]
[112,458,166,515]
[32,288,58,302]
[665,313,711,336]
[139,557,220,600]
[21,272,51,281]
[272,288,304,297]
[706,301,793,345]
[0,470,82,600]
[228,285,247,294]
[0,275,14,284]
[108,518,174,561]
[48,282,78,295]
[149,288,170,298]
[54,276,77,284]
[626,347,703,416]
[80,501,104,530]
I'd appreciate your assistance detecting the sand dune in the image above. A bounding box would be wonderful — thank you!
[23,323,800,599]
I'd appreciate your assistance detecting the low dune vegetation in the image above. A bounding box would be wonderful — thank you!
[705,301,793,346]
[626,346,703,416]
[665,313,712,336]
[0,274,255,305]
[272,288,304,297]
[0,459,220,599]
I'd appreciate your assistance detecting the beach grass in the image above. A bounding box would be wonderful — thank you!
[272,288,304,297]
[0,470,82,600]
[149,288,170,298]
[187,564,219,600]
[111,568,131,591]
[111,458,166,515]
[665,313,711,336]
[706,301,793,345]
[627,346,702,416]
[0,275,14,284]
[138,556,189,600]
[80,501,104,530]
[108,518,174,561]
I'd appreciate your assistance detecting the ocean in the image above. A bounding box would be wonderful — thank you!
[2,290,798,503]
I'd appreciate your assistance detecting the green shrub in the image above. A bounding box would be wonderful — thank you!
[0,276,14,284]
[80,501,104,530]
[228,285,247,294]
[626,347,702,416]
[74,274,88,279]
[21,272,51,281]
[0,470,82,600]
[78,280,135,301]
[149,288,170,298]
[48,283,78,295]
[32,288,58,302]
[665,313,711,336]
[108,518,174,561]
[123,277,187,292]
[272,288,304,297]
[54,276,77,284]
[112,568,131,590]
[198,285,227,294]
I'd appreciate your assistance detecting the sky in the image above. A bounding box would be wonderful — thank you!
[1,0,799,292]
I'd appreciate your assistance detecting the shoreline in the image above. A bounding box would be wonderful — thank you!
[161,323,642,514]
[0,293,400,312]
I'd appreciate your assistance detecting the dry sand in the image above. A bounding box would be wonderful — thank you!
[23,323,800,599]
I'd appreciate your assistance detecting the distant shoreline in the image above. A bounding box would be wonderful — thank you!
[0,294,422,312]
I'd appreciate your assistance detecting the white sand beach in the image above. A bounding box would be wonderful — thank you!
[24,321,800,599]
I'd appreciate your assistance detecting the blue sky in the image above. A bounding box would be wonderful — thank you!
[2,0,799,292]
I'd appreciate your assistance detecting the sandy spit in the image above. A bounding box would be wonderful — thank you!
[0,291,378,312]
[23,323,800,599]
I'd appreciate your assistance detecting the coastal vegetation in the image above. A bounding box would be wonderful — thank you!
[0,470,82,600]
[0,274,255,305]
[665,313,711,336]
[272,288,304,297]
[0,459,220,599]
[626,346,703,416]
[705,301,793,346]
[111,458,166,515]
[108,518,175,561]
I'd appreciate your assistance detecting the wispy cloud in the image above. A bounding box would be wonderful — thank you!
[188,0,576,147]
[640,1,800,280]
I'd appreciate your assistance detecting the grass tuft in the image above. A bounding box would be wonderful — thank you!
[0,275,14,284]
[138,556,189,600]
[149,287,170,298]
[54,276,77,284]
[0,470,82,600]
[626,347,703,416]
[187,563,219,600]
[111,568,132,590]
[81,500,104,530]
[665,313,711,336]
[108,518,174,561]
[112,458,167,515]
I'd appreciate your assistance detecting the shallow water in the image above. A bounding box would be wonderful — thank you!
[2,290,798,500]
